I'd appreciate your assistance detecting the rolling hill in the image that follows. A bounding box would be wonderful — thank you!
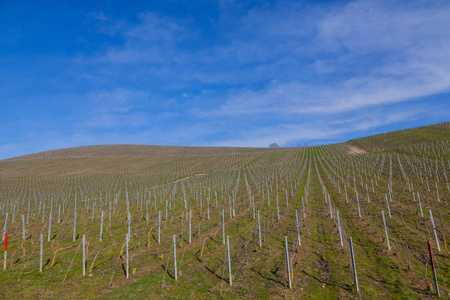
[0,122,448,299]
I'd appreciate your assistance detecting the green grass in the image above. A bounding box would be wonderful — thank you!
[0,122,448,298]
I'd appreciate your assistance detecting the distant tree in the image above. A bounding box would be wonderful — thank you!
[269,143,279,148]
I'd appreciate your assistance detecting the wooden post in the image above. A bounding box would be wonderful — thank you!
[207,197,210,220]
[82,234,86,276]
[417,192,423,218]
[189,210,192,244]
[100,211,103,241]
[382,210,390,250]
[435,182,440,202]
[173,235,177,281]
[158,211,161,244]
[128,212,131,238]
[337,210,343,248]
[302,196,306,219]
[165,199,168,221]
[429,210,441,251]
[285,236,292,289]
[229,196,232,219]
[42,202,45,223]
[295,210,301,247]
[349,237,359,293]
[258,211,262,247]
[427,240,440,297]
[48,213,52,242]
[27,201,30,224]
[384,194,392,219]
[252,196,256,219]
[276,195,280,220]
[356,192,361,218]
[222,209,225,245]
[226,235,232,286]
[39,234,43,272]
[2,213,8,241]
[328,194,333,219]
[22,215,25,240]
[126,234,129,279]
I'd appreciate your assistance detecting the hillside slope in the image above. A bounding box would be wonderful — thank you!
[0,122,448,299]
[4,144,285,161]
[349,121,450,153]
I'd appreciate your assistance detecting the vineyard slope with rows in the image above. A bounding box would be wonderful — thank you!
[0,121,449,299]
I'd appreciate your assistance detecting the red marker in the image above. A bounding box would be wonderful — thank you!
[428,240,440,297]
[3,233,7,271]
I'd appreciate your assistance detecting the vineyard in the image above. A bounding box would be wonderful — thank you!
[0,122,449,299]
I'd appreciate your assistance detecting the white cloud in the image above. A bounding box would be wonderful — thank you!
[212,108,421,147]
[196,0,450,119]
[92,12,188,65]
[212,126,342,148]
[89,11,107,21]
[77,88,149,129]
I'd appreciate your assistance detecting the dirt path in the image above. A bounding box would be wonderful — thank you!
[147,173,207,190]
[172,173,206,183]
[346,145,367,155]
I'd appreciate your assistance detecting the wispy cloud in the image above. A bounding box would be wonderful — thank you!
[77,89,149,129]
[210,107,423,147]
[197,0,450,116]
[182,0,450,148]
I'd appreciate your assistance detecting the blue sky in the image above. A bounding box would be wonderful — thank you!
[1,0,449,159]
